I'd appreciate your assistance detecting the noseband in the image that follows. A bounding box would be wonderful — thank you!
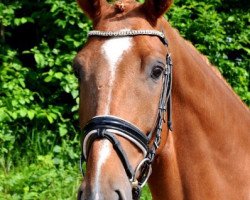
[80,30,173,200]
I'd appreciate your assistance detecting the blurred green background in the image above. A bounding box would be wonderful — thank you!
[0,0,249,199]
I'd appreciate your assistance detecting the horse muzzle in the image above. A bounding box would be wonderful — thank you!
[80,115,153,200]
[78,182,132,200]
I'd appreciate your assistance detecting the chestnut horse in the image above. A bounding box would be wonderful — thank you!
[74,0,250,199]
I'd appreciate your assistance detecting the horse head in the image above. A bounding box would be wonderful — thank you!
[74,0,173,199]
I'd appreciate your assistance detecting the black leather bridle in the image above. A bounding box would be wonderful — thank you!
[79,30,173,200]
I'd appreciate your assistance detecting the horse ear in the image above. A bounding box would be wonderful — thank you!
[77,0,108,20]
[143,0,173,22]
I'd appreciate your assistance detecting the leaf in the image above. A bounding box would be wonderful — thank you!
[19,109,27,117]
[47,115,54,123]
[71,90,79,99]
[59,126,68,137]
[21,17,27,24]
[53,145,61,153]
[53,157,61,165]
[227,16,235,22]
[27,110,35,120]
[14,17,27,26]
[44,75,53,82]
[54,72,63,79]
[34,53,45,67]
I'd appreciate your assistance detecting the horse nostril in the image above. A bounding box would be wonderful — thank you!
[77,190,83,200]
[115,190,125,200]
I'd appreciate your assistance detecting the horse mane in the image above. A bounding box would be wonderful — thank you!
[181,33,249,112]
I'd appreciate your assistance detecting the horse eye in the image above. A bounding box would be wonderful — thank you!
[151,66,164,80]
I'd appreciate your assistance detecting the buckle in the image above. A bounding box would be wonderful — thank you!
[131,158,152,189]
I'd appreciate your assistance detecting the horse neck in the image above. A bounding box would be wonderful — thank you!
[148,22,250,200]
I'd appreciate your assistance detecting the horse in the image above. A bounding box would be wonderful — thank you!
[74,0,250,199]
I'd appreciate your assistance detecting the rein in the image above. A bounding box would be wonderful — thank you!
[79,29,173,200]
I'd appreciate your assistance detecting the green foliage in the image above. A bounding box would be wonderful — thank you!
[0,0,249,199]
[168,0,250,104]
[0,155,81,200]
[0,0,89,169]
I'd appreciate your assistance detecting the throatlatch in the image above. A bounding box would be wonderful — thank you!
[79,29,173,200]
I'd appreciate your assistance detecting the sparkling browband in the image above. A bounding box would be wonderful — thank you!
[88,30,168,46]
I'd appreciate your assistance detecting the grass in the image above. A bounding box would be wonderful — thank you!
[0,155,152,200]
[0,155,80,200]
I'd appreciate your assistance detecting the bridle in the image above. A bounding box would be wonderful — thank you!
[79,29,173,200]
[80,30,173,199]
